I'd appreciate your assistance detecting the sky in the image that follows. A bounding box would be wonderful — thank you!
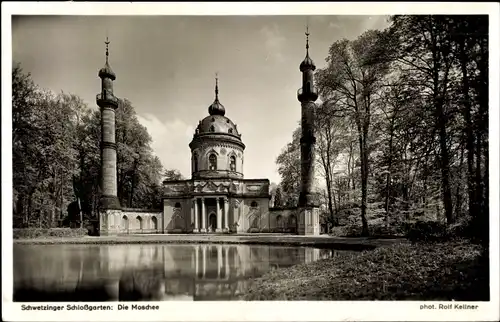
[12,15,390,184]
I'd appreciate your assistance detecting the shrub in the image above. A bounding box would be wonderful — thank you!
[13,228,88,239]
[404,221,448,243]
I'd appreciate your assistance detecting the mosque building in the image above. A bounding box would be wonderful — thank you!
[97,29,321,236]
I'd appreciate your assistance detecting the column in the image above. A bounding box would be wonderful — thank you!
[191,199,195,233]
[217,245,223,278]
[224,198,229,230]
[202,245,207,278]
[224,246,229,279]
[194,198,199,232]
[195,245,199,278]
[201,197,206,233]
[216,198,222,232]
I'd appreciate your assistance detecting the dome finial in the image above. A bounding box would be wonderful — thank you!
[105,36,110,64]
[215,72,219,101]
[305,22,310,56]
[208,73,225,116]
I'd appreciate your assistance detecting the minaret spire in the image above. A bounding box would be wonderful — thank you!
[305,23,310,56]
[215,72,219,101]
[105,36,110,64]
[208,72,225,116]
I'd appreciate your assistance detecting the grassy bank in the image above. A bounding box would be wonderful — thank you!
[244,240,489,301]
[13,228,88,239]
[13,234,405,250]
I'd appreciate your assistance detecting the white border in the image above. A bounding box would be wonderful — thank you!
[2,2,499,322]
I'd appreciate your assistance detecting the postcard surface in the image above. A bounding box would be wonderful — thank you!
[2,2,499,321]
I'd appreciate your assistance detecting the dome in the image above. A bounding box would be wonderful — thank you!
[299,54,316,72]
[99,62,116,80]
[196,114,240,137]
[208,99,226,116]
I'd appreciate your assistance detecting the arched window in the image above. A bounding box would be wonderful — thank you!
[230,155,236,171]
[209,125,215,132]
[276,215,283,229]
[122,215,129,231]
[193,153,199,172]
[151,216,158,230]
[209,154,217,170]
[175,202,181,209]
[251,201,258,208]
[136,216,143,230]
[228,128,233,134]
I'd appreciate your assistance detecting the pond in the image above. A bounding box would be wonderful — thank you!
[13,243,357,301]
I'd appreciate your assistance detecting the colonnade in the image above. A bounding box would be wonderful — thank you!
[192,245,230,279]
[192,197,229,232]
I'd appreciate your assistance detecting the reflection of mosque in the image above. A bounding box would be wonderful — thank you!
[13,244,343,301]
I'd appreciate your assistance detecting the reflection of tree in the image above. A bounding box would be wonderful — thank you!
[119,269,165,301]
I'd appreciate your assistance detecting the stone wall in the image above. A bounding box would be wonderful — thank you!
[163,199,191,233]
[192,143,244,179]
[268,207,300,233]
[100,208,161,235]
[121,208,163,234]
[297,206,321,236]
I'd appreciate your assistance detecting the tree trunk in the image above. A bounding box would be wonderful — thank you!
[359,133,369,236]
[475,133,483,217]
[459,37,476,219]
[385,121,395,228]
[455,143,465,219]
[437,105,454,225]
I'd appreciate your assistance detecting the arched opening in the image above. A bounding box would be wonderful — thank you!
[193,153,199,172]
[209,153,217,170]
[250,214,260,229]
[276,215,283,230]
[122,215,129,231]
[175,202,181,208]
[228,128,233,134]
[209,125,215,132]
[136,216,143,230]
[288,214,297,233]
[229,155,236,172]
[250,201,258,208]
[151,216,158,230]
[208,213,217,232]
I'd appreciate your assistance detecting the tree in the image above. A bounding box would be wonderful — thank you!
[276,126,301,207]
[315,99,349,224]
[316,30,392,236]
[163,169,184,181]
[274,187,283,208]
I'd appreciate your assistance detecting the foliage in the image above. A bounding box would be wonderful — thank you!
[244,241,488,301]
[163,169,184,181]
[273,187,283,208]
[276,15,489,243]
[12,64,164,228]
[275,127,301,207]
[13,228,88,239]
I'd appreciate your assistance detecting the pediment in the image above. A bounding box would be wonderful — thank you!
[202,181,219,193]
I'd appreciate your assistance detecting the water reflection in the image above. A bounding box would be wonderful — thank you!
[14,244,352,301]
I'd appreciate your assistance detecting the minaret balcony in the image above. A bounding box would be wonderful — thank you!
[297,86,318,102]
[96,93,119,108]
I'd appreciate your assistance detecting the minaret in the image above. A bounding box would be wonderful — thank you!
[96,37,121,235]
[297,25,320,235]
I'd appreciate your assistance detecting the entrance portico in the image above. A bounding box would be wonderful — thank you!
[192,196,229,233]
